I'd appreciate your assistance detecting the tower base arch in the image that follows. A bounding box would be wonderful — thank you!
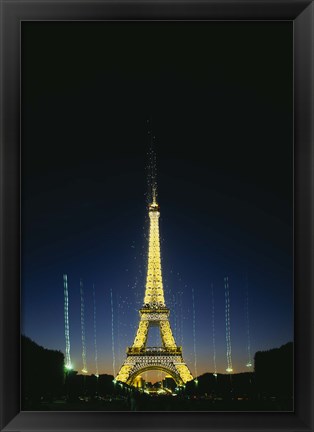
[116,352,193,386]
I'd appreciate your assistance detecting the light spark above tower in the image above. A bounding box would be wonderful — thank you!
[146,118,158,205]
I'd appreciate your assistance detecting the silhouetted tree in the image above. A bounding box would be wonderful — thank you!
[22,335,64,407]
[254,342,293,400]
[185,372,254,400]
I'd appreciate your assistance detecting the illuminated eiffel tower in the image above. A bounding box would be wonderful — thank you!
[116,154,193,386]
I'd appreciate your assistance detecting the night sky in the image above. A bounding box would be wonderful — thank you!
[21,22,293,380]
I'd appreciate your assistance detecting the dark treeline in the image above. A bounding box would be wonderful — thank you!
[255,341,293,400]
[185,371,255,400]
[21,335,126,409]
[184,342,293,410]
[22,335,64,407]
[21,336,293,411]
[65,372,117,402]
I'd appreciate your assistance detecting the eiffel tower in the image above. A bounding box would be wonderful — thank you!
[116,156,193,386]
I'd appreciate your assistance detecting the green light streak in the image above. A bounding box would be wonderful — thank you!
[93,284,99,377]
[224,276,233,373]
[192,287,198,379]
[63,274,72,370]
[80,278,88,374]
[211,282,217,375]
[110,287,116,376]
[245,273,252,368]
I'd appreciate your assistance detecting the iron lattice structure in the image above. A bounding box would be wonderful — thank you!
[116,197,193,385]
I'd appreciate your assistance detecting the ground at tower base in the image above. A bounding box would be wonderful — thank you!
[22,336,293,411]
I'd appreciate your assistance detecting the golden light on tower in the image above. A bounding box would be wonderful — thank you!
[115,129,193,386]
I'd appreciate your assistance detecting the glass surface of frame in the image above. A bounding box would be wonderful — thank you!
[1,1,313,431]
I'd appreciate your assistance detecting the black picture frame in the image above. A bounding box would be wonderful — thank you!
[0,1,313,431]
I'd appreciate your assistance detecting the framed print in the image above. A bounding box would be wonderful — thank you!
[0,1,313,431]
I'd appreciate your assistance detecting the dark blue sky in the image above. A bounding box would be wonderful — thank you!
[21,21,293,378]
